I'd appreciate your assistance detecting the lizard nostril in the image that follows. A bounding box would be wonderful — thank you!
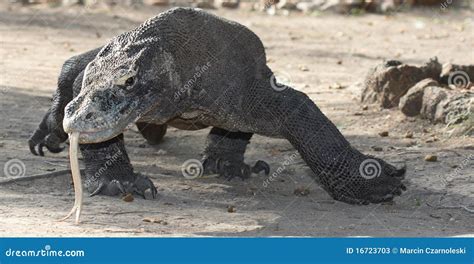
[85,112,94,120]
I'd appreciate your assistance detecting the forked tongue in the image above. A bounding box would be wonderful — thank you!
[59,132,83,224]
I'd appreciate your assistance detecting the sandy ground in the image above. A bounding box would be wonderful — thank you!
[0,3,473,237]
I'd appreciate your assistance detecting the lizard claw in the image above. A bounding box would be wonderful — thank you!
[29,134,65,157]
[89,182,105,197]
[202,156,270,180]
[38,143,45,157]
[87,174,157,199]
[89,180,126,197]
[132,173,158,199]
[29,140,40,156]
[330,160,407,205]
[251,160,270,175]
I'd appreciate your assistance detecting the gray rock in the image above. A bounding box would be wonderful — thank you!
[296,0,325,13]
[438,92,473,125]
[399,78,439,116]
[419,86,448,122]
[440,63,474,88]
[361,58,442,108]
[277,0,298,10]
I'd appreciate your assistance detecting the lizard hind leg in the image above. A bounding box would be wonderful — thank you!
[201,127,270,180]
[241,77,406,204]
[136,122,167,145]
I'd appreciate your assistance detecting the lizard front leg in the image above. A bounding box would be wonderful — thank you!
[28,109,66,156]
[29,49,101,156]
[201,127,270,180]
[80,134,157,198]
[29,47,168,155]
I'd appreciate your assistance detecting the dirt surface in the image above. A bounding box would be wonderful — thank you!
[0,4,473,237]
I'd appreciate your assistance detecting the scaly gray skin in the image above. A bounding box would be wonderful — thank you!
[61,7,405,204]
[29,48,168,156]
[28,48,163,197]
[30,46,268,197]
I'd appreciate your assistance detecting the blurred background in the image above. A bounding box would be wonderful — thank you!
[5,0,474,14]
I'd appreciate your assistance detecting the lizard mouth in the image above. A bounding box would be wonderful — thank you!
[63,101,141,144]
[77,128,120,144]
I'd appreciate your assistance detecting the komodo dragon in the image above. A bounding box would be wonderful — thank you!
[30,7,406,204]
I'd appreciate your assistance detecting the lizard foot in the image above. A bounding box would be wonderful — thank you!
[28,109,67,156]
[202,155,270,180]
[330,158,406,205]
[29,134,65,156]
[88,173,157,199]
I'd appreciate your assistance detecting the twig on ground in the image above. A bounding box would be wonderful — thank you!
[426,202,474,213]
[439,149,463,157]
[110,211,163,216]
[0,169,75,185]
[43,160,68,167]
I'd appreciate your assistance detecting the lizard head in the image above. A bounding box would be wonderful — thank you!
[63,34,178,144]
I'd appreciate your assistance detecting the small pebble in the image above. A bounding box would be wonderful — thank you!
[362,105,369,110]
[143,218,168,225]
[425,137,438,143]
[429,214,442,219]
[299,65,309,71]
[405,132,413,138]
[424,155,437,162]
[294,187,310,196]
[156,149,167,155]
[227,205,236,213]
[329,83,345,89]
[379,131,389,137]
[371,146,383,151]
[122,193,134,202]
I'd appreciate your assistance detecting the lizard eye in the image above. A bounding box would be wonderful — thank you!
[125,76,135,87]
